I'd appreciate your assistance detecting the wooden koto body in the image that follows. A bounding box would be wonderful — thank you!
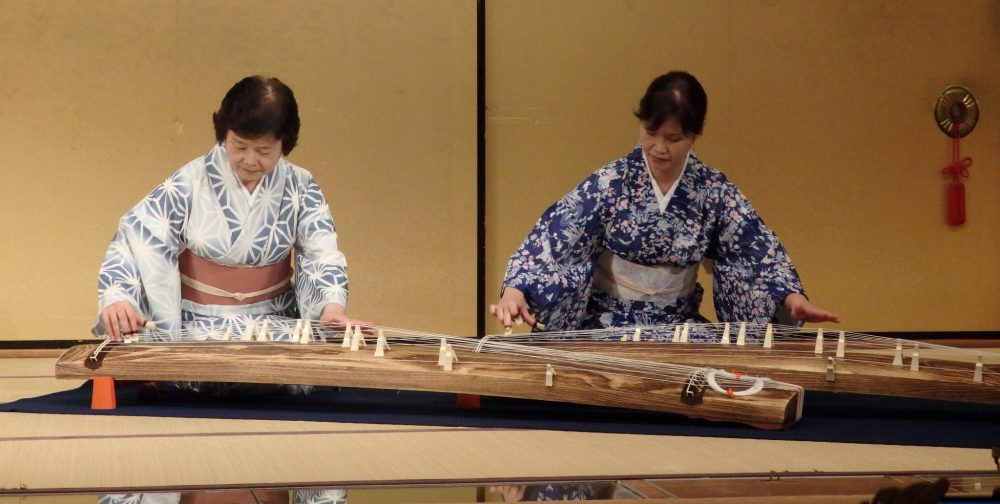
[55,340,804,430]
[505,332,1000,406]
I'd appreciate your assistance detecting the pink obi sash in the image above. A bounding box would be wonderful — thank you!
[179,250,292,305]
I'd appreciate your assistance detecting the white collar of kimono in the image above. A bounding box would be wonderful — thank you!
[642,149,690,212]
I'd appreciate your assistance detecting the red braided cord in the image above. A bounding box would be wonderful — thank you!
[942,123,972,181]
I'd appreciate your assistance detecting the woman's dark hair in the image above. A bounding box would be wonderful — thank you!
[213,76,300,155]
[634,71,707,135]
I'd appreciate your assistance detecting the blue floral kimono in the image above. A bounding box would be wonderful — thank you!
[502,146,804,333]
[94,144,349,339]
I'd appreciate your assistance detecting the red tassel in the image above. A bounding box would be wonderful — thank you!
[943,123,971,227]
[947,181,965,226]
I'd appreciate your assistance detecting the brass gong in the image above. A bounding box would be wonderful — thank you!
[934,85,978,138]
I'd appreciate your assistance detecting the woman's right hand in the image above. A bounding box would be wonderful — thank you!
[320,302,375,334]
[100,301,146,341]
[489,287,537,330]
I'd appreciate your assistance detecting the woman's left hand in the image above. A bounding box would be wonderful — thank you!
[783,293,840,324]
[319,302,374,331]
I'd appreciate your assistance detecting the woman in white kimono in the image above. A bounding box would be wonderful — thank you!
[96,75,363,352]
[95,77,352,503]
[490,71,838,337]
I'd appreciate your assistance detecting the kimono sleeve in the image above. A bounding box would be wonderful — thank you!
[94,170,191,336]
[293,175,348,321]
[709,182,804,324]
[502,171,607,331]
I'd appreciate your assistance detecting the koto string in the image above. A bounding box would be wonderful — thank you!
[493,323,1000,382]
[93,319,799,392]
[94,319,999,388]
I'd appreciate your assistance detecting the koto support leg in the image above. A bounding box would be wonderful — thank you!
[91,376,117,410]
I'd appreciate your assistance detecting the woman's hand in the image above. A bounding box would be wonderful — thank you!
[489,287,538,331]
[783,293,840,324]
[319,302,373,331]
[100,301,146,341]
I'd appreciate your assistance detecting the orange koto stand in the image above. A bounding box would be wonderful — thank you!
[91,376,117,410]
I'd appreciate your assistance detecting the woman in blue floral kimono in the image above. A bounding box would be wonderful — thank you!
[96,76,366,344]
[490,71,838,333]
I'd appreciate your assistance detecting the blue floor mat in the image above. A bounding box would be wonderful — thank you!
[3,381,998,449]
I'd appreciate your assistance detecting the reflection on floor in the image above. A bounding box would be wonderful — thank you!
[3,475,998,503]
[2,354,998,503]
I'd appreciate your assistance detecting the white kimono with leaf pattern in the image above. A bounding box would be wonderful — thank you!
[94,144,348,340]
